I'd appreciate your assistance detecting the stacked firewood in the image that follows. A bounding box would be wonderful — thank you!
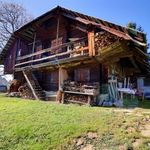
[64,93,88,104]
[63,81,84,92]
[95,31,120,52]
[62,80,99,105]
[62,80,99,94]
[8,79,21,93]
[18,83,34,99]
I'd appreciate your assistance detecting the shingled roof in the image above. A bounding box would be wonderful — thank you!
[0,6,147,61]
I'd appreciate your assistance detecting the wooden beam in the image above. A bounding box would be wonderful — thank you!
[59,68,68,90]
[56,15,60,48]
[15,55,90,72]
[135,46,148,58]
[17,37,87,61]
[32,33,36,54]
[70,24,87,33]
[129,56,139,69]
[26,30,34,35]
[30,32,36,64]
[21,33,33,40]
[22,70,39,100]
[88,30,95,57]
[15,46,88,67]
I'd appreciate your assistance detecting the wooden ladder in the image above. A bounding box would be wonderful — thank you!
[22,70,45,100]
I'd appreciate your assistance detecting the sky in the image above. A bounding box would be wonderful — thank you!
[2,0,150,52]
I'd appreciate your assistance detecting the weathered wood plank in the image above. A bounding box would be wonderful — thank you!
[17,37,87,61]
[15,47,88,67]
[88,31,95,56]
[66,100,87,104]
[22,71,39,100]
[15,54,90,72]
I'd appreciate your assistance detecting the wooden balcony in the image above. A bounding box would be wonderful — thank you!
[15,38,92,71]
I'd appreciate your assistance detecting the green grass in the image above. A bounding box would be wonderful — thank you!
[0,94,150,150]
[124,96,150,109]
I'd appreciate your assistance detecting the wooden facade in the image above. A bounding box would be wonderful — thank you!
[0,6,149,104]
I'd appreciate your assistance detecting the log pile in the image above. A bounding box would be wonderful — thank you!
[95,31,120,52]
[8,79,21,93]
[62,80,99,94]
[18,83,34,99]
[63,81,84,92]
[64,93,90,104]
[62,80,99,105]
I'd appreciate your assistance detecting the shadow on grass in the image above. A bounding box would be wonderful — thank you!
[123,96,150,109]
[138,99,150,109]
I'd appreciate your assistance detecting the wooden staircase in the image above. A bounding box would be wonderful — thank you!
[22,70,45,100]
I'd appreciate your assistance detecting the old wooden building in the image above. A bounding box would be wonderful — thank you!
[0,6,149,105]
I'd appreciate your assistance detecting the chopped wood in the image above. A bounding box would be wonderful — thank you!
[95,31,121,52]
[62,80,99,105]
[8,79,21,93]
[18,83,34,99]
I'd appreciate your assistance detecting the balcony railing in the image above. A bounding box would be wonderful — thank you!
[15,38,89,70]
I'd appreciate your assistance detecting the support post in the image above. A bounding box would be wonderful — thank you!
[56,15,60,54]
[31,32,36,64]
[32,32,36,54]
[88,30,95,57]
[56,17,60,44]
[58,67,68,90]
[57,67,68,103]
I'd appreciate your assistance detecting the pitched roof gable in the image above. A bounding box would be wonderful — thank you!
[0,6,147,61]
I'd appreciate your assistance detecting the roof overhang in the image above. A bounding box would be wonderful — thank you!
[0,6,147,63]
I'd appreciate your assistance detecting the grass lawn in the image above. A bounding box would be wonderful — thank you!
[0,94,150,150]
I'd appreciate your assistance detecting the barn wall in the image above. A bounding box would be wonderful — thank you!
[14,15,88,67]
[4,40,18,74]
[34,70,59,92]
[35,16,68,52]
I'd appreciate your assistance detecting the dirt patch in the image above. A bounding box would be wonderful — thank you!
[118,145,126,150]
[63,113,150,150]
[139,115,150,137]
[76,137,85,146]
[132,139,143,148]
[127,127,136,133]
[87,132,98,139]
[141,130,150,137]
[67,132,98,150]
[81,144,94,150]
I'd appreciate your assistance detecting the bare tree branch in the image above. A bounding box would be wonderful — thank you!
[0,1,33,52]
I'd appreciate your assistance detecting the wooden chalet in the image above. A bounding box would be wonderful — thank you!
[0,6,149,105]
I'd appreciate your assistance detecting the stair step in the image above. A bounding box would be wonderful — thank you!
[33,87,42,89]
[23,71,46,100]
[33,87,41,90]
[35,90,44,92]
[32,84,38,86]
[36,91,45,93]
[36,93,45,96]
[39,97,45,99]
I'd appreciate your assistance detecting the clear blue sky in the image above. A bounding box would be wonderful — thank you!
[3,0,150,52]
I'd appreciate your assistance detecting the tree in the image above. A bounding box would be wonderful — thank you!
[127,22,137,30]
[127,22,144,32]
[127,22,149,49]
[0,1,33,52]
